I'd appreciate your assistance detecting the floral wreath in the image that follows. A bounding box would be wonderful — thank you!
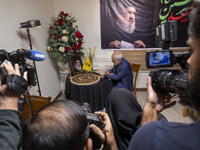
[47,11,84,64]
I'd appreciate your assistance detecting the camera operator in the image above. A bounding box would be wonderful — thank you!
[128,1,200,149]
[0,61,27,149]
[23,100,118,150]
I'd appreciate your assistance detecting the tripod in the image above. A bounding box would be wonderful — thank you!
[26,28,42,96]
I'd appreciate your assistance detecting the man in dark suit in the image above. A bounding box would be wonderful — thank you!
[101,51,133,91]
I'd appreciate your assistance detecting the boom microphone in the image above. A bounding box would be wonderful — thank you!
[16,49,45,61]
[20,19,41,28]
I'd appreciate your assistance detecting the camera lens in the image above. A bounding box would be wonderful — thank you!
[149,69,187,93]
[81,102,92,113]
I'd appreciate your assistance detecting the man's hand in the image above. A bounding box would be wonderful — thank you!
[100,70,110,78]
[134,40,146,48]
[141,77,176,126]
[109,40,122,49]
[90,111,118,150]
[0,61,27,111]
[146,76,176,112]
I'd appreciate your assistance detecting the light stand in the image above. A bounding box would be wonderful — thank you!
[26,28,42,96]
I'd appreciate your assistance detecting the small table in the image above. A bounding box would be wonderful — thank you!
[65,76,113,111]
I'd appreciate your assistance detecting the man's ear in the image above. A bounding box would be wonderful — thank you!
[83,138,93,150]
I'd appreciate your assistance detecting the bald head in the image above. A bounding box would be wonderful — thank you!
[112,51,123,65]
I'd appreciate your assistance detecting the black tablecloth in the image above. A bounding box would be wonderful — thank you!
[65,76,113,111]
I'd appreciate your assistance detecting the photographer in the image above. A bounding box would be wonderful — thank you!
[0,61,27,150]
[128,1,200,149]
[23,100,118,150]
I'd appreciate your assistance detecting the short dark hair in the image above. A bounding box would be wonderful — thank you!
[188,0,200,39]
[23,100,89,150]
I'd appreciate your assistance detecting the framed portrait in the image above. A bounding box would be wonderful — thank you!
[100,0,193,49]
[68,54,83,76]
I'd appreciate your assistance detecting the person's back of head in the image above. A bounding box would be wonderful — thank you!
[23,100,89,150]
[188,0,200,39]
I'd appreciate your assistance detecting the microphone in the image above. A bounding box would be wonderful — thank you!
[16,49,45,61]
[20,20,41,28]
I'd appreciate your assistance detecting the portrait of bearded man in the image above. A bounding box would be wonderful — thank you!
[100,0,156,49]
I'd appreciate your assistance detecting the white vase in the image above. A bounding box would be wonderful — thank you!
[57,60,69,71]
[56,60,71,93]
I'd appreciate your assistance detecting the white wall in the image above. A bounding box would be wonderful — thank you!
[0,0,61,99]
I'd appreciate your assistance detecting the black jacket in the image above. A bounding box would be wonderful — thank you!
[0,110,21,150]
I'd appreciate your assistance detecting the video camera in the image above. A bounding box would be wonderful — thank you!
[0,49,39,87]
[146,20,191,103]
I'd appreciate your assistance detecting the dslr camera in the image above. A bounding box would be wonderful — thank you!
[0,49,36,87]
[82,103,105,149]
[146,20,191,104]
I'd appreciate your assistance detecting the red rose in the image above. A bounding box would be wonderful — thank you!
[78,41,82,47]
[64,13,69,17]
[60,11,65,15]
[76,31,83,38]
[72,45,79,51]
[57,36,61,42]
[65,46,70,52]
[49,34,52,38]
[49,26,53,30]
[58,19,63,26]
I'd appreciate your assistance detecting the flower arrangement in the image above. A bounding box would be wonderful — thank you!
[84,46,96,63]
[47,11,84,64]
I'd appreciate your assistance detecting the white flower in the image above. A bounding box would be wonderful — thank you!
[75,38,78,41]
[59,46,65,52]
[62,30,67,34]
[62,36,68,42]
[72,23,76,28]
[47,46,51,51]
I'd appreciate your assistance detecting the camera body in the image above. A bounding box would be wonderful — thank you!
[82,103,105,149]
[146,20,191,103]
[146,50,191,103]
[86,112,105,130]
[0,49,36,86]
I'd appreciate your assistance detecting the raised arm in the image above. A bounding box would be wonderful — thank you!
[0,62,27,150]
[141,77,176,126]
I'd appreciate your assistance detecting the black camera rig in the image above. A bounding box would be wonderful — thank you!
[0,49,36,87]
[146,20,191,105]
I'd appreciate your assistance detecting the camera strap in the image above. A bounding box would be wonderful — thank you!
[6,74,28,95]
[102,129,107,150]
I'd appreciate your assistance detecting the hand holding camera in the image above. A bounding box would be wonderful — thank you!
[0,61,27,111]
[146,76,176,112]
[89,111,118,150]
[146,20,192,107]
[82,103,118,150]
